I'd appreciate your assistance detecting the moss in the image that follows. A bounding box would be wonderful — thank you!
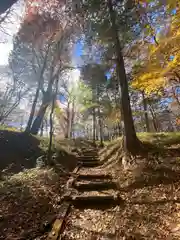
[137,132,180,146]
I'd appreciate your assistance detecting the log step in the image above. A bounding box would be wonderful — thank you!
[80,161,101,167]
[78,159,99,164]
[74,181,117,191]
[81,153,98,156]
[78,159,99,163]
[70,194,122,209]
[78,156,98,160]
[77,174,112,180]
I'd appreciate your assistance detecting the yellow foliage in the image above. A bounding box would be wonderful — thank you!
[132,5,180,94]
[132,72,165,95]
[105,107,121,124]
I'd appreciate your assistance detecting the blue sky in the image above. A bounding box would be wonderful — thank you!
[74,40,83,57]
[0,1,22,65]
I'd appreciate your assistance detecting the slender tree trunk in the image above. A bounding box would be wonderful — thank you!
[92,107,96,143]
[30,101,49,135]
[25,45,50,133]
[95,116,99,141]
[47,78,58,165]
[98,109,103,145]
[30,76,53,135]
[149,105,158,132]
[117,122,121,136]
[25,83,40,132]
[108,0,140,154]
[65,101,70,138]
[40,120,44,137]
[142,91,150,132]
[69,99,75,139]
[97,85,103,146]
[45,119,48,136]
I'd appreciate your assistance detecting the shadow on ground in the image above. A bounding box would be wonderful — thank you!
[0,131,43,174]
[0,168,68,239]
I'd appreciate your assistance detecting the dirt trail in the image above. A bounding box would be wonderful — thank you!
[48,144,180,240]
[52,146,122,240]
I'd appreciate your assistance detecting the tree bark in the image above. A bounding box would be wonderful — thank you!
[25,83,41,132]
[117,122,121,136]
[40,120,44,137]
[108,0,140,154]
[98,108,103,145]
[92,107,96,143]
[47,77,58,165]
[142,91,150,132]
[30,102,49,135]
[25,46,50,133]
[70,99,75,138]
[97,85,103,146]
[149,105,158,132]
[65,101,70,138]
[30,69,54,135]
[30,78,53,135]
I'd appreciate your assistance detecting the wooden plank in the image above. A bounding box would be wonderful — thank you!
[77,174,112,180]
[47,219,64,240]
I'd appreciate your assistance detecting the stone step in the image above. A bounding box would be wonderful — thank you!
[70,194,122,209]
[74,181,117,191]
[77,174,112,180]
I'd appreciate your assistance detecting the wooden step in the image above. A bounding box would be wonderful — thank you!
[78,159,99,164]
[80,161,101,167]
[78,156,98,160]
[77,174,112,180]
[81,152,98,156]
[74,181,117,191]
[70,194,122,209]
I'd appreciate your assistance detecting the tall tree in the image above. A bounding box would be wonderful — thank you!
[107,0,141,153]
[81,63,107,144]
[79,0,142,153]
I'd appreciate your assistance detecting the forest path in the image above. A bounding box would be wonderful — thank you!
[48,146,122,240]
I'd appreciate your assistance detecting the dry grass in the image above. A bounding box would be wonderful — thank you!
[96,132,180,239]
[0,130,88,239]
[1,131,180,239]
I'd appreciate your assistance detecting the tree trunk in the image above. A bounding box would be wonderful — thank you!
[92,107,96,143]
[117,122,121,136]
[30,103,49,135]
[149,105,158,132]
[25,83,41,132]
[142,91,150,132]
[69,99,75,139]
[47,78,58,165]
[95,118,99,141]
[45,119,48,136]
[30,73,54,135]
[108,0,140,154]
[40,120,44,137]
[98,109,103,145]
[97,85,103,146]
[65,101,70,138]
[25,48,49,133]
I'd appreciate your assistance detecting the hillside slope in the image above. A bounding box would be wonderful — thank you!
[97,132,180,239]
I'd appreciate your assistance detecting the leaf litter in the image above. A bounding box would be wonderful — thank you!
[63,144,180,239]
